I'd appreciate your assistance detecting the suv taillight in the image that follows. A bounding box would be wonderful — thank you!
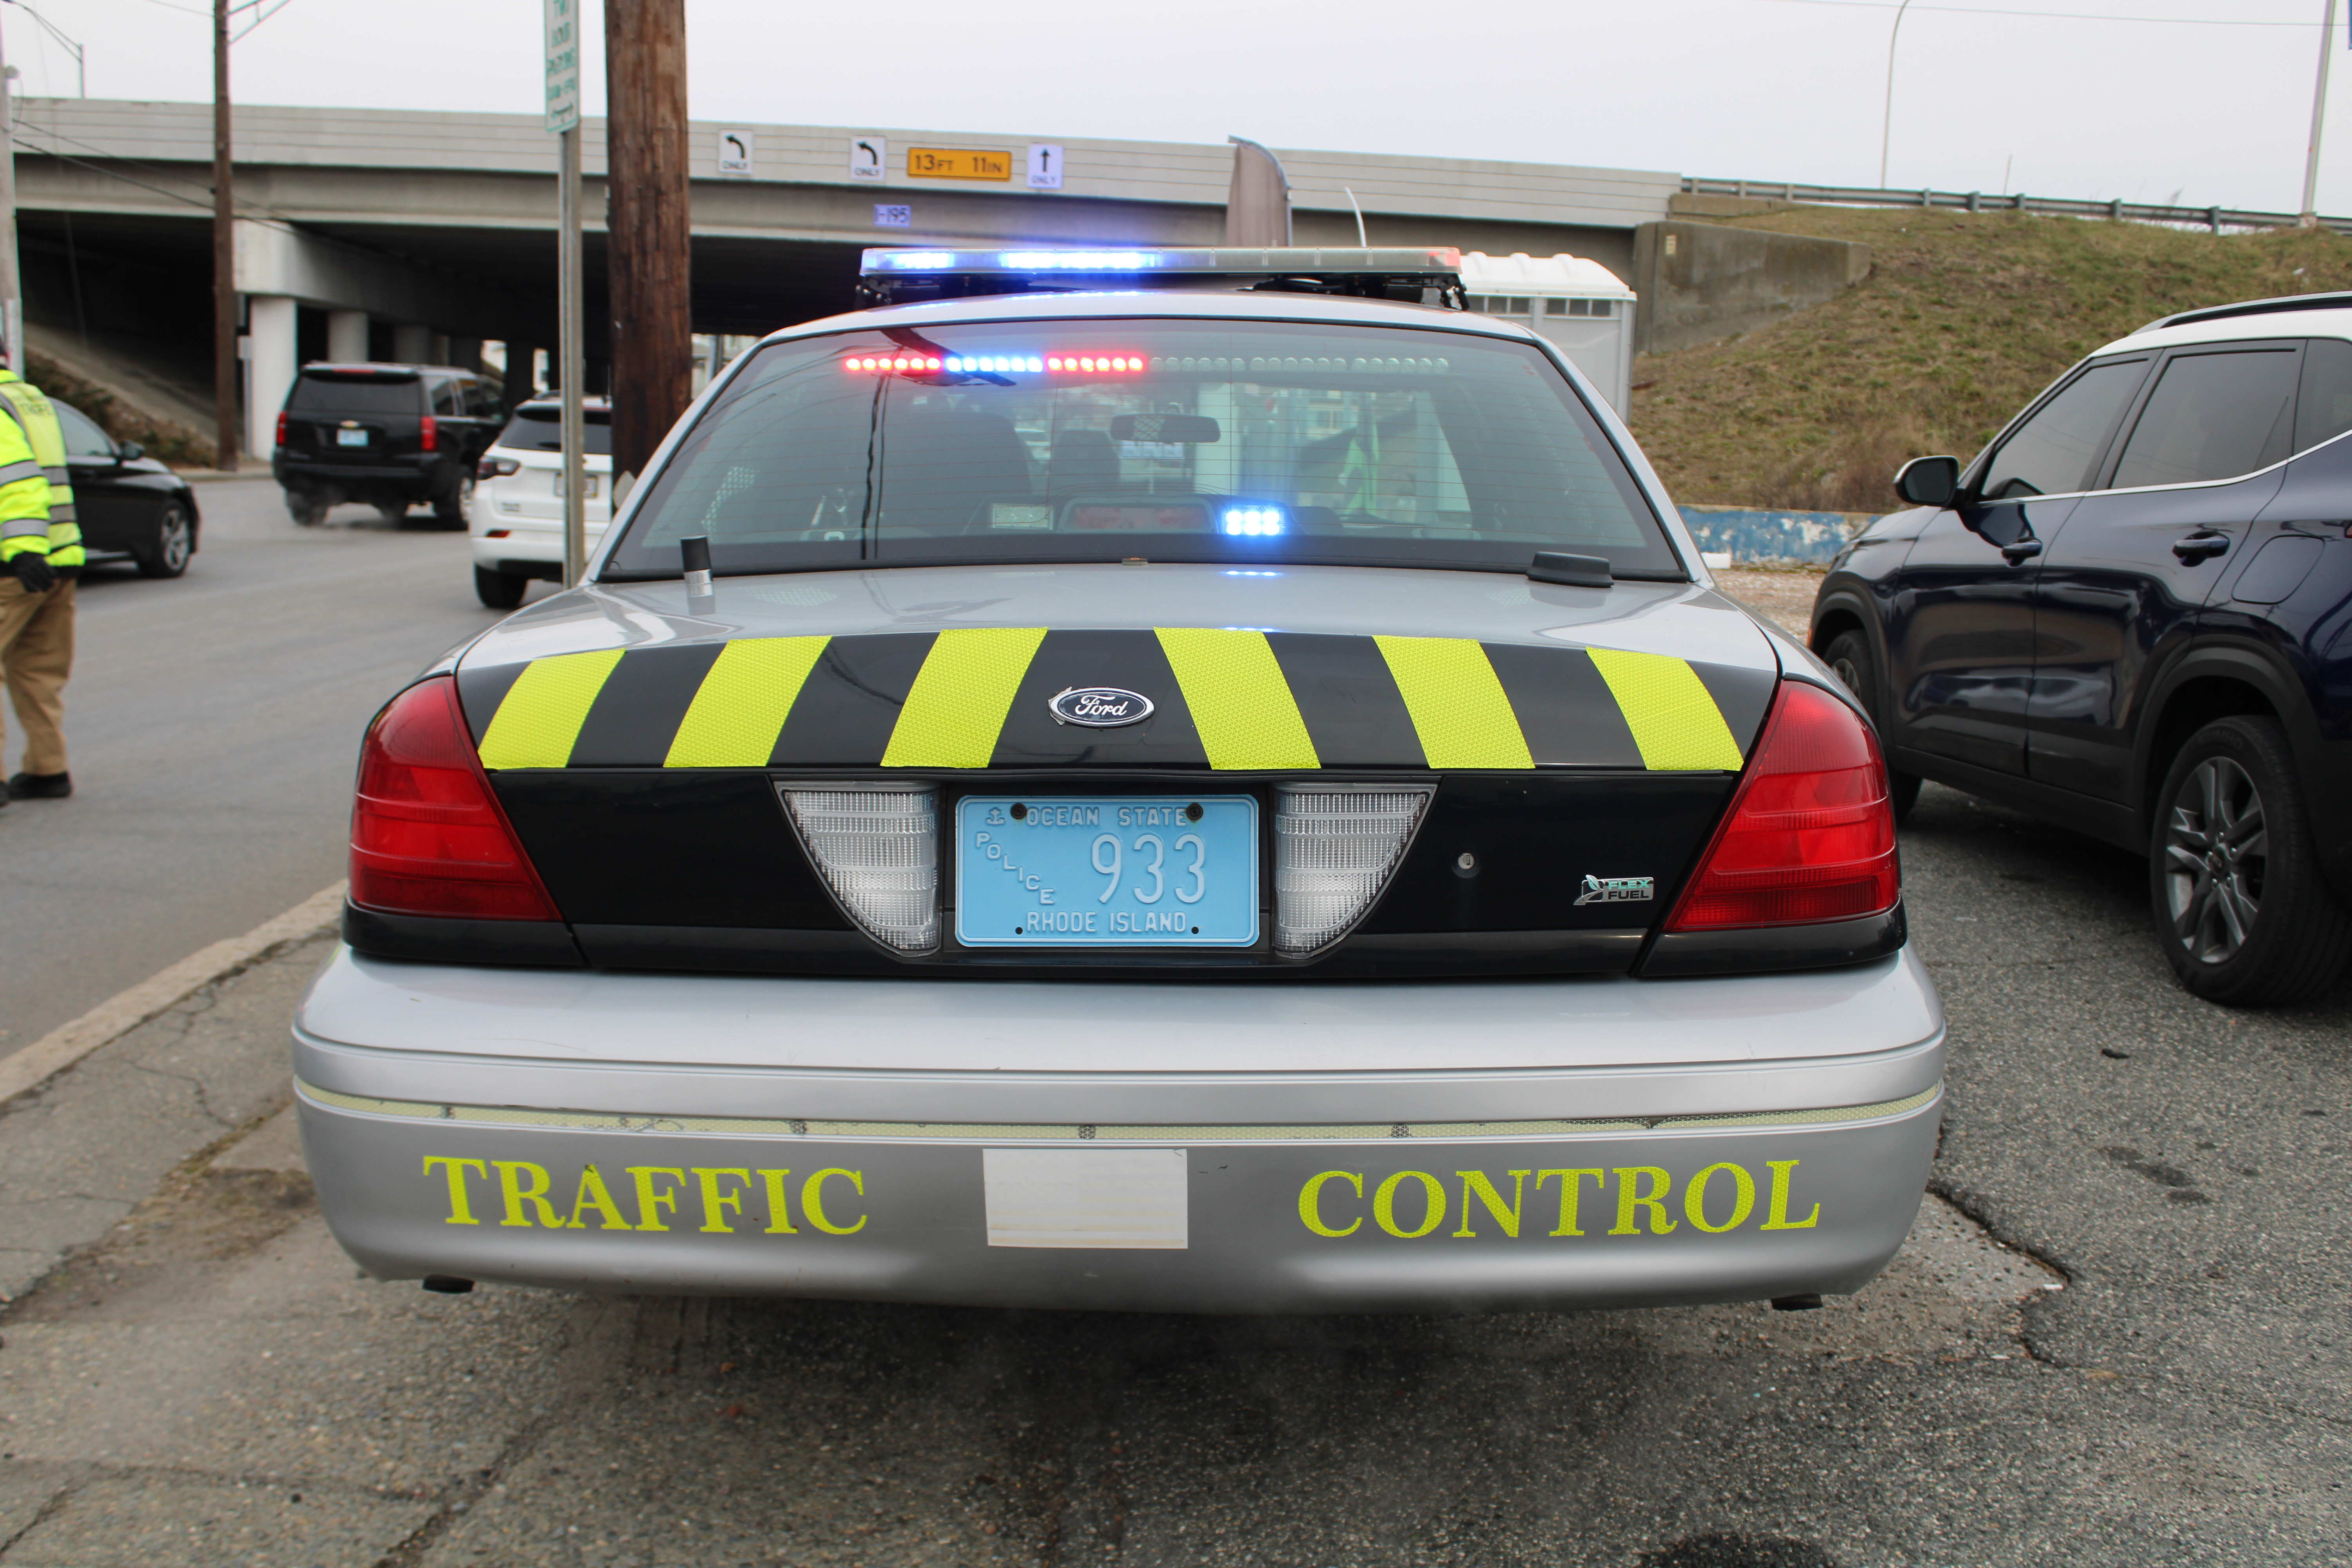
[1664,681,1898,931]
[479,456,520,479]
[419,414,438,452]
[350,677,557,920]
[275,410,287,448]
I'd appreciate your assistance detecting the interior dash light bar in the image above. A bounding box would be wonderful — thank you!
[1221,506,1286,537]
[842,353,1143,375]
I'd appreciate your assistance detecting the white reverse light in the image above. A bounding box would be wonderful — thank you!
[778,785,939,953]
[1221,506,1286,537]
[1274,786,1430,954]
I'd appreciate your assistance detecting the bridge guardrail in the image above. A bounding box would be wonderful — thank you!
[1681,177,2352,238]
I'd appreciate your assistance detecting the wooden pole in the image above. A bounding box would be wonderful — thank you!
[603,0,691,486]
[212,0,238,470]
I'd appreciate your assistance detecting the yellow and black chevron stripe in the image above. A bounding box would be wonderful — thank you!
[456,629,1774,773]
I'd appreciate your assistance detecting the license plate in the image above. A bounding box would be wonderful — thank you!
[335,428,368,447]
[955,795,1258,947]
[552,472,601,499]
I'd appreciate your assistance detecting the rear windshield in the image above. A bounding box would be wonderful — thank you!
[497,405,615,455]
[287,373,421,416]
[604,318,1681,579]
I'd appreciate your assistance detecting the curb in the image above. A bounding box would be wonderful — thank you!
[0,881,346,1106]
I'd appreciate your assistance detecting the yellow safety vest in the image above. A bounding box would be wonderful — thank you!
[0,373,77,571]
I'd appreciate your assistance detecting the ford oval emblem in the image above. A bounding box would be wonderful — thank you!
[1049,686,1155,728]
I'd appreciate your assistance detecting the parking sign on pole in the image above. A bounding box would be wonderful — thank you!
[546,0,586,587]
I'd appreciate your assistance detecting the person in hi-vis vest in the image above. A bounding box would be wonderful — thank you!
[0,367,73,806]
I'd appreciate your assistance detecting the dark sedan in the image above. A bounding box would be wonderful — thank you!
[54,397,200,577]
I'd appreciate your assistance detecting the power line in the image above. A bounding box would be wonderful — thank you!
[1762,0,2328,25]
[6,3,87,97]
[228,0,294,43]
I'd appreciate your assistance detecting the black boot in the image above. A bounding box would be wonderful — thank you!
[7,771,70,799]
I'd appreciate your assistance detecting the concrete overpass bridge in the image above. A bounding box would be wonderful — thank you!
[9,98,1677,458]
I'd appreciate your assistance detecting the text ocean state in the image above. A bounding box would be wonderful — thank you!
[955,795,1259,947]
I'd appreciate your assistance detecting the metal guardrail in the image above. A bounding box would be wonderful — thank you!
[1681,177,2352,238]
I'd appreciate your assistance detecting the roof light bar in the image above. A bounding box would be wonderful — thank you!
[856,246,1466,309]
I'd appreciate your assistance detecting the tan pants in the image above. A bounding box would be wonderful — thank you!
[0,575,72,776]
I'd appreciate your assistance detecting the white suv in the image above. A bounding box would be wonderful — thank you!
[466,396,613,608]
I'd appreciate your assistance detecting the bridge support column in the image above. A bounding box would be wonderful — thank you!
[391,323,432,364]
[506,341,543,406]
[245,294,297,460]
[326,309,368,363]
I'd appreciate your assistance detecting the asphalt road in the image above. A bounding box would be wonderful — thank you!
[0,780,2345,1566]
[0,477,539,1057]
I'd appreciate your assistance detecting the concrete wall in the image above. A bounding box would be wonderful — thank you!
[1630,220,1871,355]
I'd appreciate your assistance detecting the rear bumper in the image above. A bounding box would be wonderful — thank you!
[469,527,610,571]
[275,456,443,495]
[293,948,1945,1313]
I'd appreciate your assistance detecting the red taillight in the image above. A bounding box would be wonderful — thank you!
[275,410,288,447]
[419,414,438,452]
[349,678,557,921]
[1664,681,1899,932]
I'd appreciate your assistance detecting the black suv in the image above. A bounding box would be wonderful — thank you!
[274,363,500,526]
[1812,292,2352,1006]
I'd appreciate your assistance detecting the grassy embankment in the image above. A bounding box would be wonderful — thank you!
[24,351,214,468]
[1630,207,2352,513]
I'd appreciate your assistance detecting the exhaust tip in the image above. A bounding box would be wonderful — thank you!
[1769,1293,1824,1312]
[421,1275,475,1295]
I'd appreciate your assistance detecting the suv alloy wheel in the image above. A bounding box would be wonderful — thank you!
[2151,716,2352,1005]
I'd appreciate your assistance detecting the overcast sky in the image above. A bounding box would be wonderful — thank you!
[9,0,2352,215]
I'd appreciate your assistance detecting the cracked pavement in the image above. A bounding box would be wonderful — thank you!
[0,785,2347,1566]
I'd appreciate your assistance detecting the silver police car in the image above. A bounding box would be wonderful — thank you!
[298,248,1940,1313]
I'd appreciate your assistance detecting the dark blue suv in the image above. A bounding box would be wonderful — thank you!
[1811,292,2352,1006]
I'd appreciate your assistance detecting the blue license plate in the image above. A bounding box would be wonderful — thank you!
[336,428,368,446]
[955,795,1258,947]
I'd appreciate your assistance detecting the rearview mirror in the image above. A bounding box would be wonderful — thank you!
[116,440,145,463]
[1892,455,1960,507]
[1109,413,1220,445]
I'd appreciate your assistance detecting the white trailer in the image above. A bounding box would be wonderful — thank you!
[1459,252,1637,413]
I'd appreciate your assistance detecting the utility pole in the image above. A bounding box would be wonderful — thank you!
[604,0,691,487]
[544,0,585,586]
[212,0,238,470]
[2302,0,2340,227]
[0,12,22,375]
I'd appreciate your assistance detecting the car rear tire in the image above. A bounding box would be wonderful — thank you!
[134,503,194,579]
[474,564,528,610]
[434,475,474,531]
[1823,628,1921,822]
[286,488,327,526]
[376,501,410,524]
[2150,716,2352,1007]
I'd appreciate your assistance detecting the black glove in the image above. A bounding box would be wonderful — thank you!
[7,552,54,593]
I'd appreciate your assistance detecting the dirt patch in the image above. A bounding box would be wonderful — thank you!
[3,1107,315,1328]
[1712,566,1823,639]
